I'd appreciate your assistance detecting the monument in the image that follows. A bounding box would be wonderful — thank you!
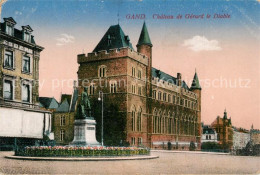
[70,87,100,146]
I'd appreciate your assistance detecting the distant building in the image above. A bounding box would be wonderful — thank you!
[232,127,250,150]
[250,124,260,145]
[201,125,218,143]
[0,17,53,149]
[211,109,233,149]
[53,85,78,145]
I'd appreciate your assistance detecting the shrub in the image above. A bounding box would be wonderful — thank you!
[189,141,196,151]
[15,146,150,157]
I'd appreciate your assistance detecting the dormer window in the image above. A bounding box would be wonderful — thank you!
[3,17,16,36]
[6,24,13,35]
[24,32,30,42]
[22,25,33,43]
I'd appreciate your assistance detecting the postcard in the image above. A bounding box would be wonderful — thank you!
[0,0,259,174]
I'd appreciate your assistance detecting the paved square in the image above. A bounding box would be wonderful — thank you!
[0,151,259,174]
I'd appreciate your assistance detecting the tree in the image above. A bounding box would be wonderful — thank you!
[92,99,127,146]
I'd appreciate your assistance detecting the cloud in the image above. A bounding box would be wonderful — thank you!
[31,7,37,13]
[183,36,222,52]
[15,11,22,15]
[56,34,75,46]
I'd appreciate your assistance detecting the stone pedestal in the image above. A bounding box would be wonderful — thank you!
[70,118,100,146]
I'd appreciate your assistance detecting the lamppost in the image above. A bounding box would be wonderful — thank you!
[98,91,104,146]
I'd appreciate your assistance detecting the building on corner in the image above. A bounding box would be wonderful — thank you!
[0,17,53,150]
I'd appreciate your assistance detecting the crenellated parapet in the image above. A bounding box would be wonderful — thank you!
[78,47,148,65]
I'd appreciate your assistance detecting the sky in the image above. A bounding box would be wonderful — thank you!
[2,0,260,129]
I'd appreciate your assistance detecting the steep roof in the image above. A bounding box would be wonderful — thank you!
[56,99,70,112]
[203,125,216,134]
[137,22,152,47]
[39,97,59,109]
[152,67,189,90]
[93,24,134,52]
[0,17,36,44]
[61,94,72,105]
[190,72,201,90]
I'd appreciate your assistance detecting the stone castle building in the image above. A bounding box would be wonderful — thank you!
[211,109,233,150]
[77,22,202,149]
[0,17,53,149]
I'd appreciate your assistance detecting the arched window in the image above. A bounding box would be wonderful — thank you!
[110,81,117,93]
[153,108,157,133]
[98,65,107,77]
[131,105,136,131]
[137,107,142,132]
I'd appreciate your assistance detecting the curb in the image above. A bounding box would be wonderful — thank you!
[5,155,159,161]
[151,150,230,155]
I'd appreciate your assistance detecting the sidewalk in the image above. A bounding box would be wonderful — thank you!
[151,150,230,155]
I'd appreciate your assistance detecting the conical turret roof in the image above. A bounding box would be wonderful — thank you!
[137,22,152,47]
[190,71,201,90]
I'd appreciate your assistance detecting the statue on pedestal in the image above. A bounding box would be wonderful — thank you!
[75,87,92,119]
[71,86,100,146]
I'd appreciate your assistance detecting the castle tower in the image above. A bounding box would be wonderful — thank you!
[137,22,153,97]
[190,71,202,147]
[136,22,153,147]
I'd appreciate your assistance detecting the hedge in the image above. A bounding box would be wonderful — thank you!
[15,146,150,157]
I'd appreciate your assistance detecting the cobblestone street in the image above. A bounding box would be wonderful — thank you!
[0,151,259,174]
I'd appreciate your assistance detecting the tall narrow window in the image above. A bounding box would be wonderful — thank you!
[110,82,117,93]
[137,69,141,79]
[158,91,162,101]
[163,93,167,101]
[137,111,142,132]
[60,130,65,141]
[4,80,13,100]
[168,94,171,103]
[89,84,95,95]
[4,50,14,69]
[6,25,13,35]
[131,137,135,146]
[98,66,106,77]
[131,84,136,94]
[173,95,176,104]
[138,137,142,146]
[22,84,30,102]
[22,56,30,73]
[132,67,136,77]
[138,86,142,95]
[60,116,66,126]
[152,90,157,99]
[131,111,136,131]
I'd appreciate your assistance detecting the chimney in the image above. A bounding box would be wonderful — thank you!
[177,73,182,86]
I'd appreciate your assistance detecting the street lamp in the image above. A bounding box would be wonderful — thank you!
[98,91,104,146]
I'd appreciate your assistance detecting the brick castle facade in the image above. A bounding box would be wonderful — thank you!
[76,22,202,149]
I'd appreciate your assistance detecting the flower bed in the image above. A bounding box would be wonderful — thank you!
[15,146,150,157]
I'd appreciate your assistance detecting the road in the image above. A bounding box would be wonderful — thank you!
[0,151,259,174]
